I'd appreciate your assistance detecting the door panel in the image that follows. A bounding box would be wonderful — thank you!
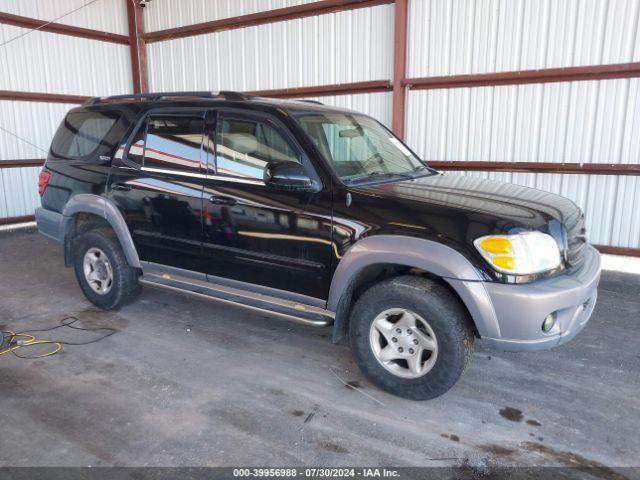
[108,113,206,272]
[201,111,333,300]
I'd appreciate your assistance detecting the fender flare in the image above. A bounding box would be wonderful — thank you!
[327,235,500,340]
[62,194,141,268]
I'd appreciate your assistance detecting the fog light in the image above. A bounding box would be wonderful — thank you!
[542,313,556,332]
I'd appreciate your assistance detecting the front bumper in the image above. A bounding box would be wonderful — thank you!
[470,245,601,352]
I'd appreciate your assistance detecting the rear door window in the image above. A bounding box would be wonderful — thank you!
[50,111,118,159]
[125,114,205,174]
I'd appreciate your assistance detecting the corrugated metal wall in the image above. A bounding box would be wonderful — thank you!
[0,0,128,34]
[405,78,640,168]
[405,0,640,249]
[145,0,317,32]
[407,0,640,76]
[1,26,131,95]
[0,0,131,220]
[147,4,394,92]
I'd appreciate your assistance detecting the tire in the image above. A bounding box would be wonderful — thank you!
[73,228,141,310]
[349,275,474,400]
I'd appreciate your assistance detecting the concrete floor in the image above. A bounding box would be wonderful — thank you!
[0,229,638,469]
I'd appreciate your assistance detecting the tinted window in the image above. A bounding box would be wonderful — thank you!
[215,116,299,179]
[127,115,204,172]
[50,111,117,159]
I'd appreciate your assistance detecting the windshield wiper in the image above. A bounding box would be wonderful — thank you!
[345,170,414,184]
[411,163,438,176]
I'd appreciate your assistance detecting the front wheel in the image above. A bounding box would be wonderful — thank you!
[73,228,140,310]
[349,276,474,400]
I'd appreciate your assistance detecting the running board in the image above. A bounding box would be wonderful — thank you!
[139,274,334,327]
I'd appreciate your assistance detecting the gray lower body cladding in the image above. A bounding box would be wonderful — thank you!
[35,207,66,242]
[36,196,141,269]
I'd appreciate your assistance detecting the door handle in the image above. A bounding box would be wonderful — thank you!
[208,195,236,205]
[111,183,131,192]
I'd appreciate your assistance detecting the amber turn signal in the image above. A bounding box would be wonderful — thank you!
[492,256,516,270]
[479,237,512,254]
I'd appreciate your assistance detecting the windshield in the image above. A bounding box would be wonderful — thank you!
[295,112,433,183]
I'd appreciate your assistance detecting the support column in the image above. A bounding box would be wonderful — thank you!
[391,0,408,139]
[125,0,149,93]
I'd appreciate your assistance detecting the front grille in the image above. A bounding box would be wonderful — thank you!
[565,210,587,270]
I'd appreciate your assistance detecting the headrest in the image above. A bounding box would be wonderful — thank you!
[223,133,259,154]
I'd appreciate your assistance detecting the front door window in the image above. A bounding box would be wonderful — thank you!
[215,116,300,179]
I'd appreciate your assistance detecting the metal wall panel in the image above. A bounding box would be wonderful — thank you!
[147,4,394,92]
[407,0,640,77]
[0,101,72,218]
[406,78,640,165]
[0,25,132,95]
[144,0,318,32]
[452,170,640,249]
[0,167,41,219]
[0,0,129,35]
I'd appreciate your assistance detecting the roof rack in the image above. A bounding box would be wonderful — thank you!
[296,99,324,105]
[83,91,251,105]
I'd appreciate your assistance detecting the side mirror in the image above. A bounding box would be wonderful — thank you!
[264,161,314,191]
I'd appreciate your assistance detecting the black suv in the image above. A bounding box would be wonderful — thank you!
[36,91,601,399]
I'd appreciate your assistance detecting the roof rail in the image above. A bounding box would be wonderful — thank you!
[296,99,324,105]
[83,90,251,105]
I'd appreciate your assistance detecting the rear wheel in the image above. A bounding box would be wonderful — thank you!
[73,228,140,310]
[349,275,474,400]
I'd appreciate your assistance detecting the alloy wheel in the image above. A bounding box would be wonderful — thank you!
[369,308,438,379]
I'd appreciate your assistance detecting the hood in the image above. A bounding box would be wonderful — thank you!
[352,173,582,234]
[339,173,586,280]
[334,172,587,281]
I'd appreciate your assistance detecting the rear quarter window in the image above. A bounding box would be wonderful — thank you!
[50,111,118,159]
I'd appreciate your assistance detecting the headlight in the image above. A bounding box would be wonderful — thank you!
[474,232,561,275]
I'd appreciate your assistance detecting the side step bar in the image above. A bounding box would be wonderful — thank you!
[139,273,334,327]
